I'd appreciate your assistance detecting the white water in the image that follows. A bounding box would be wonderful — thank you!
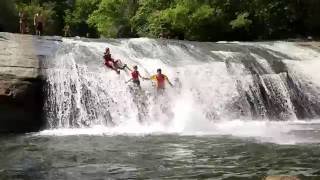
[38,119,320,144]
[39,38,320,144]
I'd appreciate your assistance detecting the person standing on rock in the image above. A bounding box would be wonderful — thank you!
[173,72,182,93]
[34,12,44,36]
[19,11,27,34]
[63,24,71,37]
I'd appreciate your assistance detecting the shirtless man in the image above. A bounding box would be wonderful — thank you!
[34,12,44,36]
[148,68,173,94]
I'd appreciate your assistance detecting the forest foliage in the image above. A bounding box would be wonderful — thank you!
[1,0,320,41]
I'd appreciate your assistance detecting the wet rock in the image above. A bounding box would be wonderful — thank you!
[0,33,45,133]
[263,176,300,180]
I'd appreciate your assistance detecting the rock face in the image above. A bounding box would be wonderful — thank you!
[0,33,45,133]
[263,176,300,180]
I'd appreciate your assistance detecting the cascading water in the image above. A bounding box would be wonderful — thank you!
[42,38,320,134]
[4,37,320,180]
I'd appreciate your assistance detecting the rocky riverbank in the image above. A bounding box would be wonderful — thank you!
[0,32,45,133]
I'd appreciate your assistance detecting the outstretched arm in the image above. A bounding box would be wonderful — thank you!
[144,75,155,80]
[126,78,133,83]
[166,76,174,87]
[139,73,148,80]
[168,79,174,87]
[125,65,131,71]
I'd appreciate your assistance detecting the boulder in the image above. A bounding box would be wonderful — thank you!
[263,176,300,180]
[0,33,45,133]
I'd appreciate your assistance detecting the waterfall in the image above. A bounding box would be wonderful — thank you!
[42,38,320,129]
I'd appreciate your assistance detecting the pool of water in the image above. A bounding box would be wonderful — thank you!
[0,133,320,180]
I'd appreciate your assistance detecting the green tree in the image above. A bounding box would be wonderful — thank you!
[132,0,224,41]
[131,0,171,37]
[230,12,252,30]
[3,0,320,40]
[0,0,18,32]
[303,0,320,36]
[64,0,101,37]
[88,0,138,38]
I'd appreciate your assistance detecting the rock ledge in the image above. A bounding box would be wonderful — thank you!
[0,33,45,133]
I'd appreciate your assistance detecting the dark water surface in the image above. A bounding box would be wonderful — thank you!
[0,134,320,180]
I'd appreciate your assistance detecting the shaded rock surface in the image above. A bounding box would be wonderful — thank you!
[0,33,45,133]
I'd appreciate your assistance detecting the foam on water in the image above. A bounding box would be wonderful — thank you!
[259,42,320,60]
[38,119,320,145]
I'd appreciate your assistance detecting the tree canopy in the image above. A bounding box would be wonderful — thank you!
[6,0,320,41]
[0,0,18,32]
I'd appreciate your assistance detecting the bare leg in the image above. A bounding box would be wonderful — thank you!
[20,23,22,33]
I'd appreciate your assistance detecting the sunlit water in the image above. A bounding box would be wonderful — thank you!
[1,37,320,179]
[1,120,320,179]
[1,127,320,179]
